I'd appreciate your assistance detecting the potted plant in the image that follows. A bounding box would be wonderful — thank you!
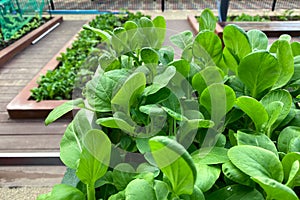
[38,9,300,199]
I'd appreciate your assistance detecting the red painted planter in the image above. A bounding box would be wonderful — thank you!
[6,29,80,119]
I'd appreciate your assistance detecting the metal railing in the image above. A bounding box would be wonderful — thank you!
[45,0,299,12]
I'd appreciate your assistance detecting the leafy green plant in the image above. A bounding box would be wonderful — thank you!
[0,16,48,50]
[30,12,149,101]
[227,9,300,22]
[39,9,300,200]
[228,13,270,22]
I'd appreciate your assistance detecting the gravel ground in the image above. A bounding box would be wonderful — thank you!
[0,187,52,200]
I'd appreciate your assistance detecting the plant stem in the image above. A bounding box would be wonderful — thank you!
[168,117,173,136]
[173,119,177,136]
[87,183,95,200]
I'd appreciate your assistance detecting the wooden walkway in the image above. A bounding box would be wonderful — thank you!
[0,19,87,187]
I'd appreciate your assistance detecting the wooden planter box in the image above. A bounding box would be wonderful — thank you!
[187,15,300,38]
[0,16,63,67]
[6,32,79,119]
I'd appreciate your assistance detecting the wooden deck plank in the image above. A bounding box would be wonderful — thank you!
[0,68,40,74]
[0,74,43,80]
[0,96,14,103]
[0,122,68,135]
[0,135,62,150]
[0,80,29,86]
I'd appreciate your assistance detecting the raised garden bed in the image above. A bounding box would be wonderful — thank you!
[7,12,149,119]
[6,32,77,119]
[0,16,63,66]
[187,15,300,38]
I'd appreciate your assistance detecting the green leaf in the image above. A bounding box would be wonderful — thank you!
[198,8,217,31]
[237,131,278,156]
[111,72,146,115]
[222,47,239,74]
[149,136,196,196]
[143,66,176,96]
[260,89,292,131]
[192,66,224,97]
[247,29,268,50]
[108,191,125,200]
[291,41,300,56]
[282,152,300,185]
[238,51,280,98]
[235,96,268,131]
[99,52,121,71]
[45,98,84,125]
[222,161,255,187]
[200,83,236,122]
[83,24,112,43]
[152,16,166,48]
[112,163,136,191]
[289,137,300,152]
[96,117,135,135]
[223,24,251,63]
[136,163,160,177]
[228,145,284,182]
[85,70,129,112]
[162,93,181,115]
[192,147,229,165]
[125,179,156,200]
[180,186,205,200]
[170,31,193,50]
[273,39,294,89]
[60,110,92,169]
[95,171,114,188]
[251,176,298,200]
[278,126,300,153]
[193,31,223,67]
[112,27,129,55]
[124,21,138,31]
[61,168,80,188]
[290,55,300,83]
[154,180,170,200]
[206,184,264,200]
[285,160,300,188]
[161,106,186,121]
[194,163,221,192]
[137,104,167,136]
[177,119,214,149]
[168,59,190,77]
[139,17,153,28]
[140,47,159,64]
[76,130,111,187]
[158,46,174,65]
[41,184,85,200]
[182,44,193,62]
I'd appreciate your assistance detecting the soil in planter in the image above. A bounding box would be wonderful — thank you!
[0,16,52,51]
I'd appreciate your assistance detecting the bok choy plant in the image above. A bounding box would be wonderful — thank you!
[38,9,300,200]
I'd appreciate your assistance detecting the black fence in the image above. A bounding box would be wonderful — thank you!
[46,0,299,11]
